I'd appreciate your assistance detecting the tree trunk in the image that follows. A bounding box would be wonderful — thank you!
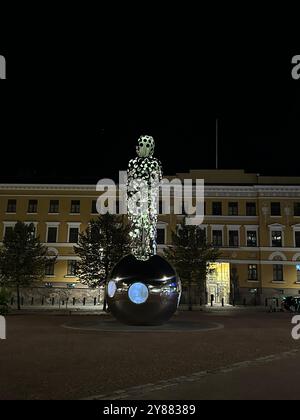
[16,285,21,310]
[102,280,108,312]
[188,282,192,311]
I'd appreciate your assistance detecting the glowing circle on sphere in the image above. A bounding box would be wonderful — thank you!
[128,282,149,304]
[107,280,117,298]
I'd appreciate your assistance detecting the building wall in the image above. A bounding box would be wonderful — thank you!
[1,170,300,303]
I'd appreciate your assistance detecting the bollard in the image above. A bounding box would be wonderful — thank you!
[265,298,268,307]
[276,298,279,308]
[73,297,75,306]
[221,298,224,307]
[210,294,214,307]
[52,297,54,306]
[31,297,34,306]
[94,297,97,306]
[83,297,86,306]
[243,298,246,306]
[41,297,44,306]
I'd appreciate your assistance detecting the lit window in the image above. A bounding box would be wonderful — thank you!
[128,282,149,304]
[272,231,282,247]
[247,231,257,247]
[297,265,300,282]
[248,264,257,280]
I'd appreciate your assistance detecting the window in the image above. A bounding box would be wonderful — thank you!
[212,202,222,216]
[70,200,80,213]
[294,203,300,217]
[295,232,300,248]
[47,227,57,243]
[91,200,97,214]
[273,264,283,281]
[246,202,256,216]
[228,202,238,216]
[271,202,281,216]
[272,231,282,247]
[297,265,300,282]
[212,230,222,247]
[49,200,59,213]
[247,231,257,247]
[248,264,258,281]
[69,227,79,243]
[27,199,38,213]
[4,226,13,239]
[7,199,16,213]
[229,230,239,247]
[156,228,165,245]
[294,231,300,248]
[67,260,77,276]
[45,261,55,276]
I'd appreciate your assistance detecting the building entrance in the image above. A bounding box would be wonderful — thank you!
[206,262,230,304]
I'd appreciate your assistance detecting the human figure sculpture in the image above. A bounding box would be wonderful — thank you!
[127,135,162,261]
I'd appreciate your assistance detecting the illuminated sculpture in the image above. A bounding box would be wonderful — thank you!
[107,135,181,325]
[127,135,162,261]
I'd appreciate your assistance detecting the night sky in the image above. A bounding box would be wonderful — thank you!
[0,44,299,183]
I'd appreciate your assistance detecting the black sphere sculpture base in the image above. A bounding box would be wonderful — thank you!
[106,254,181,326]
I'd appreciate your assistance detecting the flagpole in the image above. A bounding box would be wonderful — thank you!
[216,118,219,169]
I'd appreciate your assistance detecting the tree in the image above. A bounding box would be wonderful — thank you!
[0,288,10,315]
[0,222,54,310]
[74,214,131,311]
[164,220,220,310]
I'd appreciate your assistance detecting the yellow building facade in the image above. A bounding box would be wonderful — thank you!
[1,169,300,305]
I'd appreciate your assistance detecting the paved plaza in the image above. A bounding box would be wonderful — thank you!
[0,309,299,400]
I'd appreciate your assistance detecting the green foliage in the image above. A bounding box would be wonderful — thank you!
[74,214,132,288]
[0,221,53,288]
[164,220,221,290]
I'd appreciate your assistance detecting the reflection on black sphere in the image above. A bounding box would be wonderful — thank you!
[107,254,181,325]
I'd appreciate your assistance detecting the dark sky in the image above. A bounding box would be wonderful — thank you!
[0,43,299,183]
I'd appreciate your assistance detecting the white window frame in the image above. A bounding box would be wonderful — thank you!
[67,222,81,243]
[227,225,241,248]
[268,224,285,248]
[244,225,259,247]
[46,222,60,243]
[292,224,300,248]
[210,224,224,247]
[3,221,17,239]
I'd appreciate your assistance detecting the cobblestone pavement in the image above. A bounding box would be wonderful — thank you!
[0,310,298,400]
